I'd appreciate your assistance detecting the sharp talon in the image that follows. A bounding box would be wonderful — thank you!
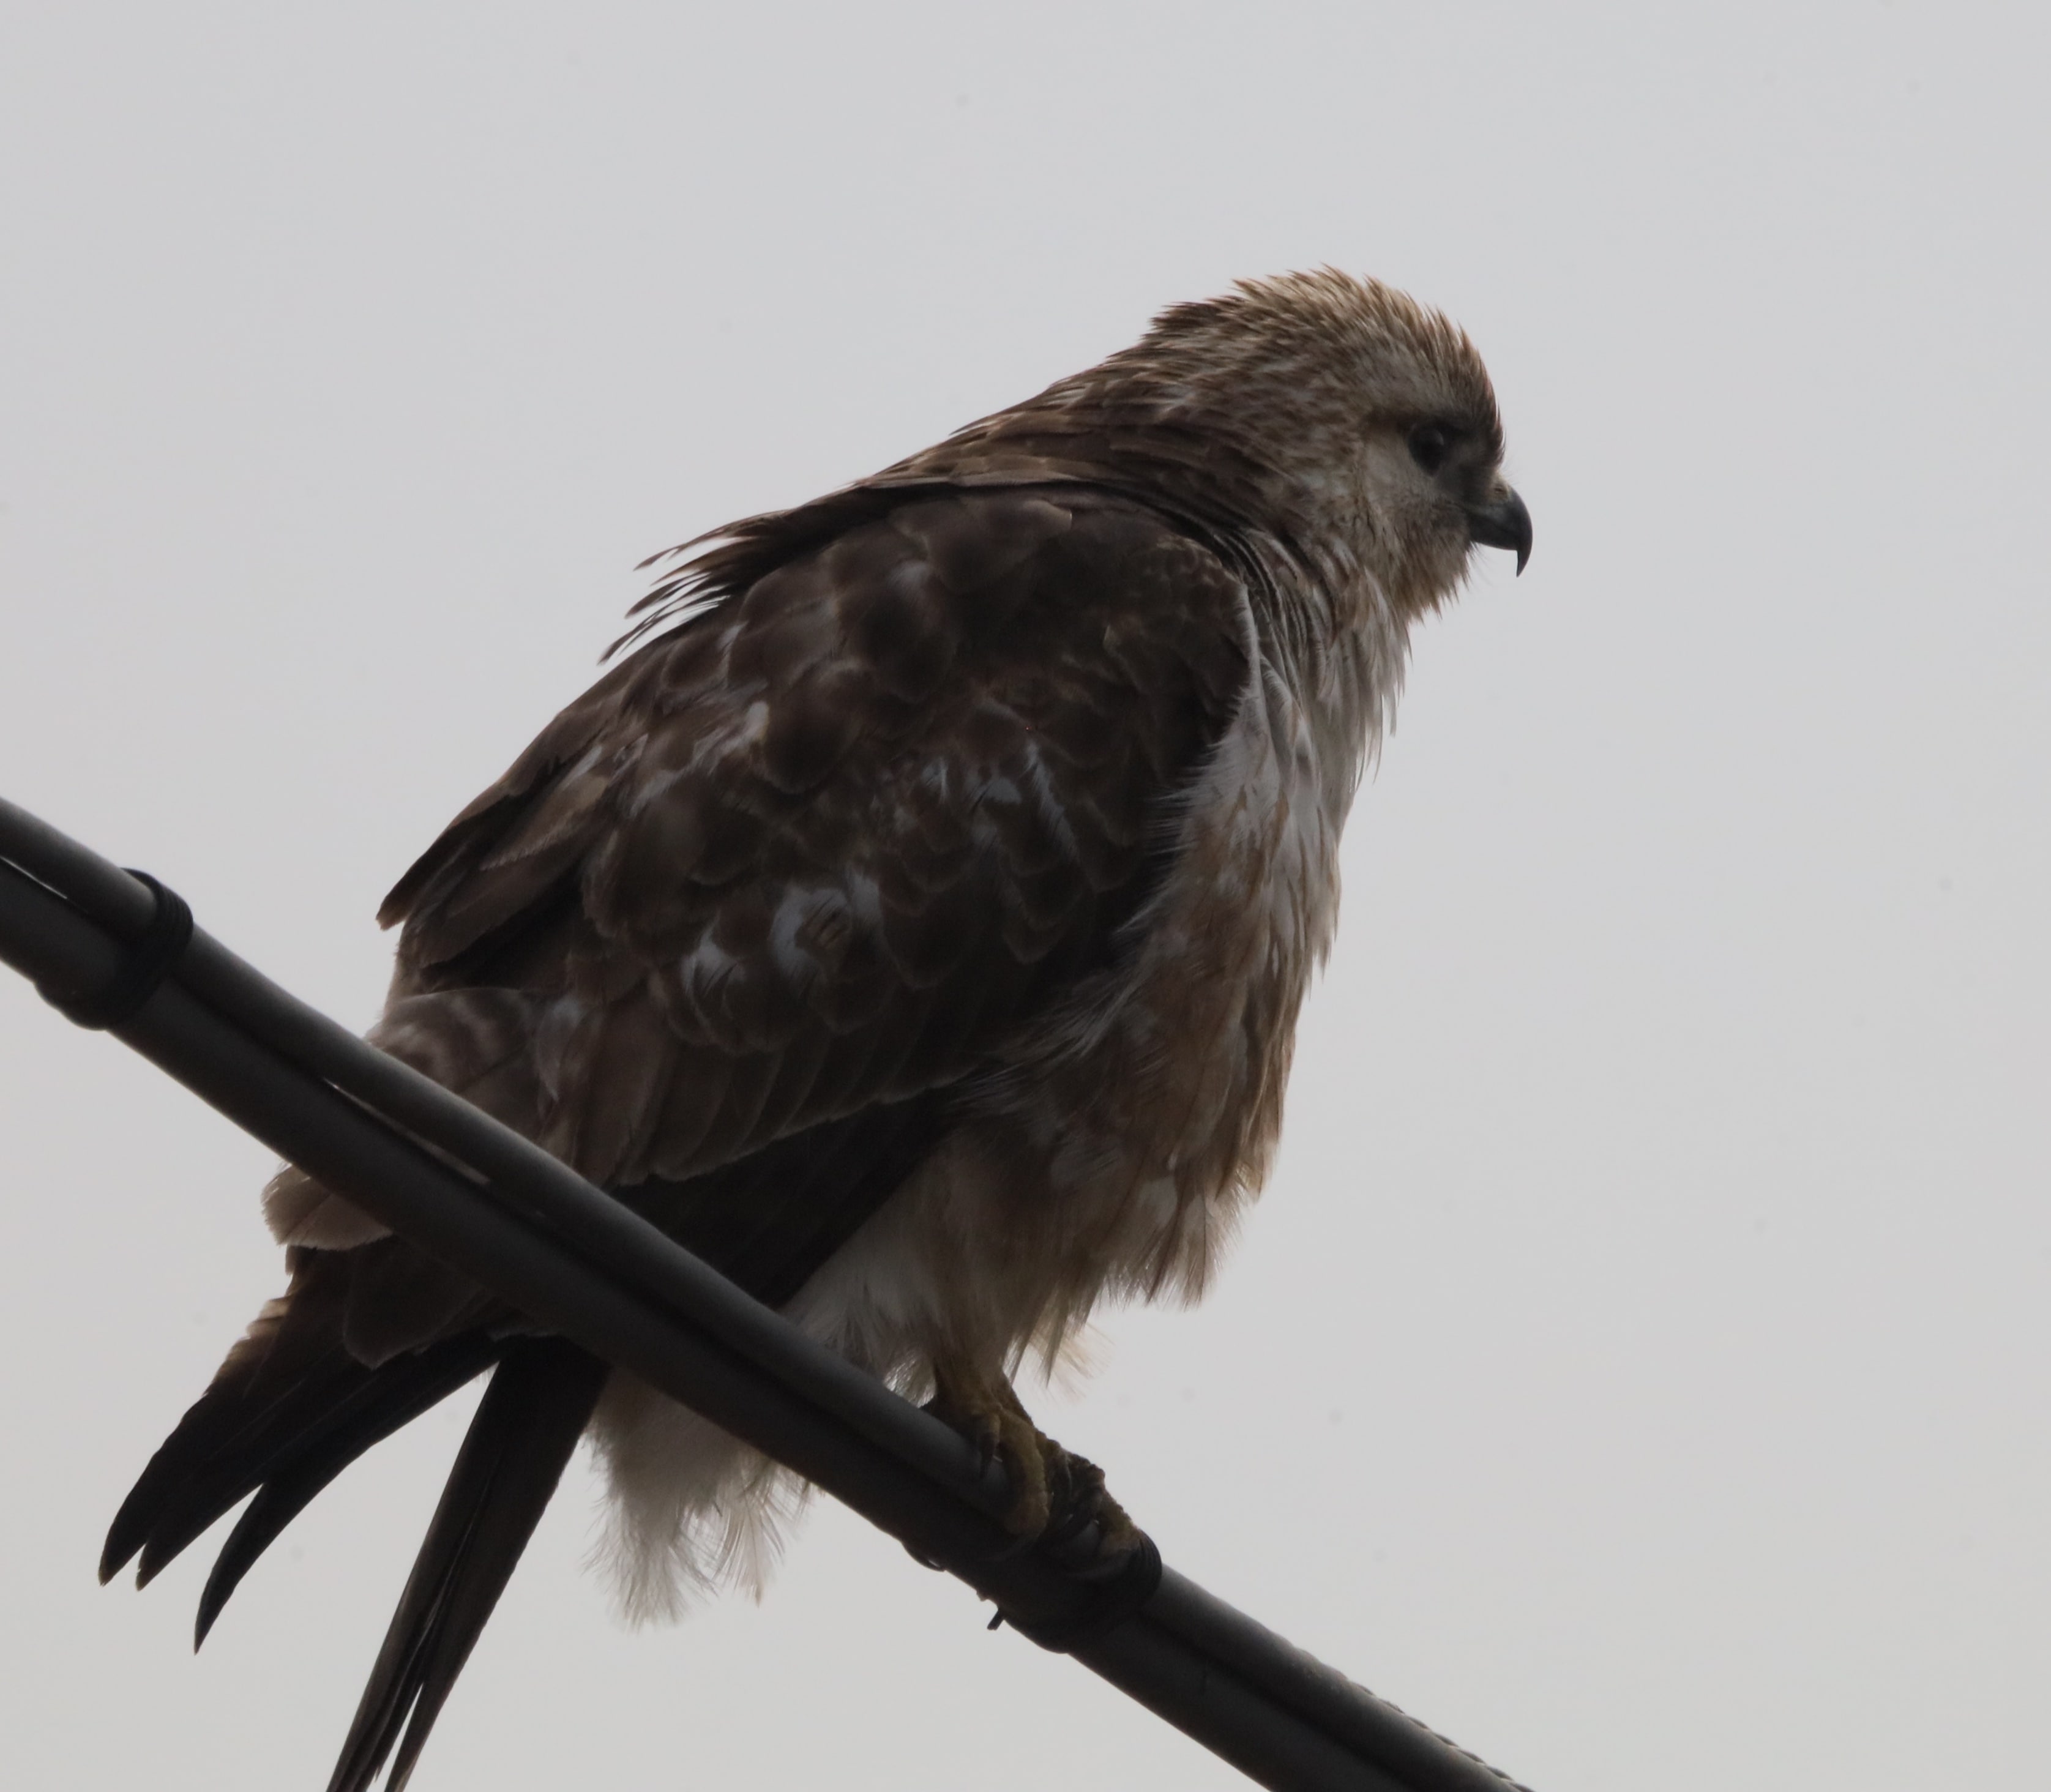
[926,1361,1133,1553]
[927,1363,1052,1536]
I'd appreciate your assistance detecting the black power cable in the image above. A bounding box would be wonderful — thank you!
[0,793,1534,1792]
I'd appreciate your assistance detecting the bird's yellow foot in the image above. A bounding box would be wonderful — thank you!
[927,1362,1139,1553]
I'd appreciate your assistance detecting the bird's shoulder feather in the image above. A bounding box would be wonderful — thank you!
[376,485,1252,1192]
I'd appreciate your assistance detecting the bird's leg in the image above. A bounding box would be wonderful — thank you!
[928,1360,1048,1536]
[926,1360,1139,1553]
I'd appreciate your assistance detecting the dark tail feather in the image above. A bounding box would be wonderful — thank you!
[192,1338,504,1647]
[103,1332,498,1597]
[324,1338,608,1792]
[103,1277,345,1587]
[103,1238,492,1583]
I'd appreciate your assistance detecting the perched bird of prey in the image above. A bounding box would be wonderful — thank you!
[102,270,1530,1791]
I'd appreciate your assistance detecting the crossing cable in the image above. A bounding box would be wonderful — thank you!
[0,793,1534,1792]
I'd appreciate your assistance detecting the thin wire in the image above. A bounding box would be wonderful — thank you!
[0,793,1534,1792]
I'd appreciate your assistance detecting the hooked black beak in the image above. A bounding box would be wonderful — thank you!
[1465,487,1533,575]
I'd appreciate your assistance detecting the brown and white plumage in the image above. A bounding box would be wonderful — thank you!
[102,270,1530,1790]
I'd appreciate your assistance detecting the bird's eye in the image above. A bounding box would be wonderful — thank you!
[1407,423,1455,476]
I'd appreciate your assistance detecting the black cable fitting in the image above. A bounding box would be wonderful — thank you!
[39,868,192,1029]
[1001,1533,1164,1653]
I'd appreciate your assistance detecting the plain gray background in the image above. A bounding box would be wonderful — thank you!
[2,4,2045,1788]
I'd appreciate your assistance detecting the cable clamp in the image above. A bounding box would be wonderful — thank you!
[997,1532,1164,1654]
[40,870,193,1029]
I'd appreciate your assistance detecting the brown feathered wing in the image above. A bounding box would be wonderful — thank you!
[102,485,1252,1791]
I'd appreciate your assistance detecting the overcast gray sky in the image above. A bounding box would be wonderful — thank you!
[2,5,2047,1789]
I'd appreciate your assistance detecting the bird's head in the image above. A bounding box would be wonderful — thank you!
[1113,269,1530,617]
[795,269,1525,637]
